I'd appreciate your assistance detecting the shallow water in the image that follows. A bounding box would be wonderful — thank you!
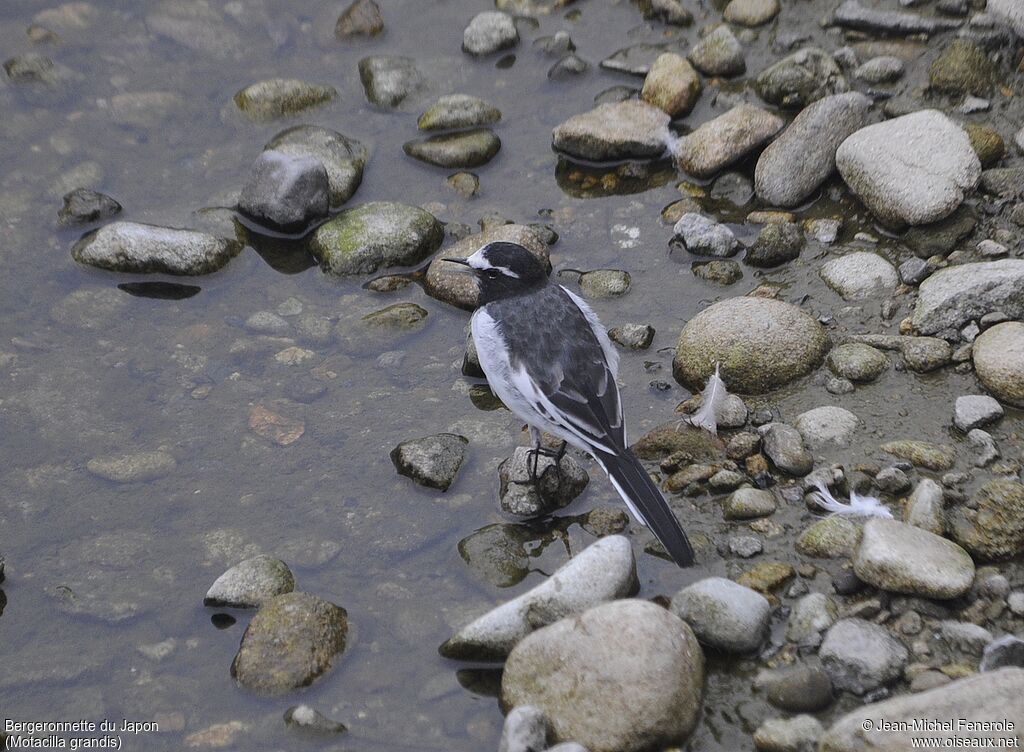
[1,0,1022,750]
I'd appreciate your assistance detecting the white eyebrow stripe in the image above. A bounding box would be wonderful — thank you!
[466,247,520,277]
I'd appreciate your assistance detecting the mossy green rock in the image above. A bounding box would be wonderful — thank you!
[949,480,1024,560]
[796,516,862,558]
[233,78,337,120]
[673,297,829,394]
[880,440,956,471]
[310,202,442,275]
[964,124,1005,169]
[403,128,501,168]
[929,40,995,96]
[361,303,428,330]
[231,592,348,696]
[457,523,531,588]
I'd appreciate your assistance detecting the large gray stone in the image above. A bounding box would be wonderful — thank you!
[674,104,783,179]
[358,55,427,109]
[831,0,961,34]
[670,577,771,653]
[204,556,295,608]
[819,618,908,694]
[755,93,871,208]
[949,479,1024,560]
[552,100,670,162]
[687,26,746,77]
[755,48,849,109]
[463,11,518,56]
[973,322,1024,407]
[72,222,241,275]
[673,297,829,394]
[233,78,337,121]
[500,600,704,752]
[953,395,1004,433]
[794,406,858,450]
[912,261,1024,335]
[819,669,1024,751]
[265,126,367,207]
[836,110,981,227]
[238,150,329,233]
[819,252,898,301]
[441,536,638,660]
[853,518,974,599]
[390,433,468,491]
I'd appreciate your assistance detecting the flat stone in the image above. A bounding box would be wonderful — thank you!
[754,716,823,752]
[500,600,703,752]
[820,252,898,300]
[673,297,829,394]
[757,662,835,712]
[755,48,848,109]
[900,337,952,372]
[640,53,701,118]
[671,576,771,652]
[72,222,241,275]
[600,43,671,76]
[794,406,858,450]
[796,517,862,558]
[390,433,468,491]
[973,322,1024,407]
[832,0,961,33]
[855,55,904,83]
[836,110,981,227]
[940,620,993,655]
[86,450,176,483]
[912,261,1024,335]
[819,618,908,694]
[233,78,337,121]
[404,129,501,169]
[954,395,1004,432]
[724,486,777,519]
[827,343,888,382]
[755,92,871,208]
[552,100,670,162]
[674,104,783,179]
[417,94,501,131]
[204,556,295,608]
[441,535,638,660]
[58,188,122,226]
[880,440,955,471]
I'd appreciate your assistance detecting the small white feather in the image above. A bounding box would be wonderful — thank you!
[811,480,893,519]
[686,363,728,435]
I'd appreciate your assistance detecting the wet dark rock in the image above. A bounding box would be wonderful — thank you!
[600,43,672,76]
[674,297,829,394]
[693,260,742,285]
[548,53,590,79]
[390,433,468,491]
[640,53,701,117]
[819,618,908,694]
[265,126,367,208]
[403,129,501,168]
[762,424,813,475]
[755,48,849,108]
[831,0,961,34]
[638,0,693,25]
[820,252,898,300]
[671,577,770,653]
[458,524,531,588]
[579,269,630,298]
[231,592,348,696]
[973,322,1024,407]
[980,167,1024,198]
[309,202,442,276]
[949,479,1024,559]
[57,188,122,226]
[903,208,976,258]
[284,704,347,734]
[912,261,1024,335]
[463,11,518,56]
[335,0,383,37]
[205,556,295,608]
[442,536,638,660]
[72,221,242,275]
[898,257,930,286]
[233,79,337,121]
[552,100,669,162]
[609,323,655,350]
[746,222,804,267]
[754,92,871,208]
[417,94,501,131]
[757,663,834,712]
[501,600,703,752]
[673,104,783,179]
[358,55,427,109]
[3,52,64,85]
[424,224,549,310]
[447,172,480,198]
[981,636,1024,672]
[361,303,428,330]
[687,26,746,77]
[498,447,589,517]
[836,110,980,227]
[929,40,995,96]
[534,31,575,56]
[238,150,329,233]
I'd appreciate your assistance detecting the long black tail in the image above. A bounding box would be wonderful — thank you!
[594,447,695,567]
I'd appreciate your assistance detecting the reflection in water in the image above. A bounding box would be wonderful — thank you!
[211,613,237,630]
[117,282,202,300]
[243,229,319,275]
[455,667,503,697]
[555,156,676,198]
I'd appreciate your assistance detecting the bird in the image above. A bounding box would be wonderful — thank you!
[445,241,695,567]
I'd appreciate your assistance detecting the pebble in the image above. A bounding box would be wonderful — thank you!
[86,450,177,483]
[724,0,780,26]
[912,261,1024,335]
[498,446,589,517]
[265,125,367,207]
[205,556,295,608]
[855,55,904,83]
[72,222,242,275]
[640,53,701,118]
[940,620,993,655]
[390,433,468,491]
[459,524,531,588]
[753,715,823,752]
[949,479,1024,559]
[746,222,804,267]
[238,150,329,233]
[786,592,838,646]
[900,337,952,373]
[417,94,501,131]
[904,478,946,535]
[1008,591,1024,616]
[755,93,871,208]
[463,11,518,56]
[335,0,383,37]
[723,486,777,519]
[673,297,828,394]
[358,55,427,109]
[552,100,669,162]
[880,440,955,471]
[57,188,122,226]
[898,257,930,286]
[403,129,501,168]
[673,213,739,257]
[548,54,589,79]
[819,252,898,300]
[231,592,348,696]
[980,636,1024,672]
[600,43,667,75]
[499,706,548,752]
[673,104,783,179]
[693,259,742,285]
[827,343,888,383]
[648,0,693,25]
[500,600,703,752]
[283,704,347,734]
[853,518,974,599]
[608,323,655,349]
[836,110,981,227]
[972,322,1024,407]
[441,536,638,660]
[755,47,849,108]
[794,406,858,450]
[929,40,994,97]
[762,424,813,476]
[819,618,908,694]
[671,577,771,652]
[579,269,630,298]
[729,535,763,557]
[310,202,443,276]
[967,428,999,467]
[757,662,834,712]
[688,26,746,77]
[233,78,337,121]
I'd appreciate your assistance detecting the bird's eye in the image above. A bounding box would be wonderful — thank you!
[485,269,500,279]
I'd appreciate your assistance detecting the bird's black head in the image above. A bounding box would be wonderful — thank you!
[445,241,548,304]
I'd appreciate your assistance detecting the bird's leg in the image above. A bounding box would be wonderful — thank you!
[552,440,568,473]
[526,426,544,485]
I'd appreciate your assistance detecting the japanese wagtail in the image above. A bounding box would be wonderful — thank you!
[445,241,695,567]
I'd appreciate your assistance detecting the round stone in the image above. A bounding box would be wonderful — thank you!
[972,322,1024,407]
[670,577,771,653]
[673,297,829,394]
[794,406,858,450]
[819,252,898,301]
[827,343,888,382]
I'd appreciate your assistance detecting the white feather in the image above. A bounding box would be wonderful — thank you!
[686,363,728,435]
[811,480,893,519]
